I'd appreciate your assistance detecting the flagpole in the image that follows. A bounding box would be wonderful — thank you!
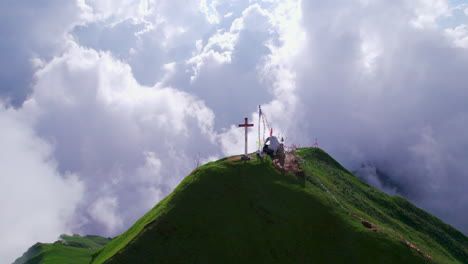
[258,105,261,152]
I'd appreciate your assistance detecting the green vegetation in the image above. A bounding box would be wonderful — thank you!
[13,235,111,264]
[58,235,111,250]
[15,148,466,263]
[296,148,467,263]
[90,148,467,264]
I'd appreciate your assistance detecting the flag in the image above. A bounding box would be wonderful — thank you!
[270,128,273,136]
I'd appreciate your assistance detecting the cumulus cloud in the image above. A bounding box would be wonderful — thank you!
[445,24,468,48]
[74,0,215,87]
[20,43,220,236]
[184,2,280,130]
[410,0,450,28]
[0,105,84,263]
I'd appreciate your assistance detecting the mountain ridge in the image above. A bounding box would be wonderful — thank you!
[14,148,467,264]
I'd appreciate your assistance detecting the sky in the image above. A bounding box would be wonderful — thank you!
[1,0,468,262]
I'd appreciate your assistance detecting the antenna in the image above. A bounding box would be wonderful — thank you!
[196,152,201,168]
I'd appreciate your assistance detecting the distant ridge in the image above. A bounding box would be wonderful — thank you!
[14,234,111,264]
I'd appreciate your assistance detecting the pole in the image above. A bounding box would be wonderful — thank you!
[258,105,261,151]
[245,118,248,156]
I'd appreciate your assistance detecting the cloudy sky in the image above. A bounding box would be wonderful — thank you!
[1,0,468,262]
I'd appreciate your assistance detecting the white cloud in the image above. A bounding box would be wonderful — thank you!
[410,0,450,28]
[187,4,272,82]
[88,197,123,234]
[20,43,218,236]
[82,0,155,22]
[359,29,382,73]
[218,124,246,156]
[200,0,221,24]
[445,24,468,48]
[0,105,84,264]
[136,151,162,185]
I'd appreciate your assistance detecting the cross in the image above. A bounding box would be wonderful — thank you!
[238,117,254,160]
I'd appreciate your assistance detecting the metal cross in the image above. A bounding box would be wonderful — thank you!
[238,117,254,159]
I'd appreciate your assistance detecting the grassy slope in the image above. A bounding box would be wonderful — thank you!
[13,235,111,264]
[297,148,467,263]
[91,148,467,264]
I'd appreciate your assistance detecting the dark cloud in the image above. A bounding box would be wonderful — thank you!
[0,0,81,106]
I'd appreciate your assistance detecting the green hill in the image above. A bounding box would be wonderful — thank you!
[13,235,111,264]
[88,148,467,264]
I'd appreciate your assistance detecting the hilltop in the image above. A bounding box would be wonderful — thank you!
[88,148,467,264]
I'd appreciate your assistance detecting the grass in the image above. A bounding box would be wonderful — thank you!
[17,244,95,264]
[295,148,467,263]
[59,235,111,250]
[91,148,466,264]
[13,235,111,264]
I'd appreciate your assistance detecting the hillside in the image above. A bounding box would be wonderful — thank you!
[13,235,111,264]
[89,148,467,264]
